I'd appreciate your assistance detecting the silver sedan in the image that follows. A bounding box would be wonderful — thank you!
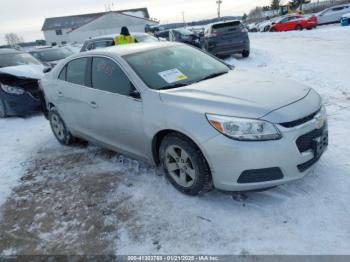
[41,42,328,195]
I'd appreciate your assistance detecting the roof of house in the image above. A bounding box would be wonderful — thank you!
[42,8,151,31]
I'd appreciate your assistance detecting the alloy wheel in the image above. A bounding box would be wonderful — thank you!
[165,145,196,188]
[51,114,66,141]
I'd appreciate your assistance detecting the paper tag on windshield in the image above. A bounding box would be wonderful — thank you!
[158,68,187,84]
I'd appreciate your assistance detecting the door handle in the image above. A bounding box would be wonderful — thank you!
[90,101,98,108]
[57,91,63,97]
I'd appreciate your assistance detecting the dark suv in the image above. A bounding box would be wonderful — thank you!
[202,21,250,58]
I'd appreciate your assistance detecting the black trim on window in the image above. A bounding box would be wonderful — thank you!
[58,65,67,81]
[86,57,93,88]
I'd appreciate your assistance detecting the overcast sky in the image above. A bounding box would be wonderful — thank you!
[0,0,274,44]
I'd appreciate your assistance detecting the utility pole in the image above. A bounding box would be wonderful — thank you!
[216,0,222,19]
[181,11,185,25]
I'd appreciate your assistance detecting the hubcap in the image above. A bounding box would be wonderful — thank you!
[165,145,196,188]
[51,114,65,141]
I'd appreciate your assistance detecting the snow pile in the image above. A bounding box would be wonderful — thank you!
[0,116,51,208]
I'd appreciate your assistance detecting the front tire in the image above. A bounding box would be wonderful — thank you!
[49,108,75,145]
[242,50,250,58]
[159,133,212,196]
[295,25,303,31]
[0,98,7,118]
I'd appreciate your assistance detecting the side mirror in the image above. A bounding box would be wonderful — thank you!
[130,88,141,100]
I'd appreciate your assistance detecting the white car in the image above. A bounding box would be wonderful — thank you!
[316,4,350,25]
[41,42,328,195]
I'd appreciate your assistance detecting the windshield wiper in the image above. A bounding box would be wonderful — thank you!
[195,71,228,83]
[158,83,190,90]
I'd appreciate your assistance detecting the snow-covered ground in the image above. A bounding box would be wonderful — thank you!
[0,25,349,255]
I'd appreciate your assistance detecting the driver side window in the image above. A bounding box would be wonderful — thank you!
[91,57,133,96]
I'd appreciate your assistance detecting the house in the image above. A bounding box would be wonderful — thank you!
[41,8,158,45]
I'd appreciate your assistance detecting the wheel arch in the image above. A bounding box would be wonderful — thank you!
[151,129,210,167]
[48,102,56,110]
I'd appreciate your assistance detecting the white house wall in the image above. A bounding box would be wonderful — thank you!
[43,28,71,45]
[68,12,156,43]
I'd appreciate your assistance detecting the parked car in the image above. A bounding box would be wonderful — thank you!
[29,47,74,68]
[41,42,328,195]
[341,12,350,26]
[63,43,83,54]
[270,14,318,31]
[0,49,47,118]
[202,20,250,58]
[156,28,201,48]
[257,18,279,32]
[80,33,159,52]
[247,22,259,32]
[257,20,272,32]
[316,4,350,25]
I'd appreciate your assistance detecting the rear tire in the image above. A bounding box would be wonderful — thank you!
[295,25,303,31]
[0,98,7,118]
[159,133,213,196]
[270,28,277,32]
[242,50,250,58]
[49,108,75,145]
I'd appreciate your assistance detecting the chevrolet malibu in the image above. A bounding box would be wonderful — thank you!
[41,42,328,195]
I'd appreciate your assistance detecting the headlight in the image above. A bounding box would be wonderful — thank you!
[206,114,282,141]
[0,83,25,95]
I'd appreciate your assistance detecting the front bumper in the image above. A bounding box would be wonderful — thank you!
[200,119,328,192]
[0,90,41,116]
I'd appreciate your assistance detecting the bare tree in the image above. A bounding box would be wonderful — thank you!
[4,33,24,46]
[248,6,264,20]
[271,0,281,10]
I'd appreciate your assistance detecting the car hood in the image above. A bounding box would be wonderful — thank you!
[0,64,45,80]
[159,68,316,121]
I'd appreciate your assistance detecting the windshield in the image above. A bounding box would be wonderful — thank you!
[124,45,229,90]
[0,52,41,68]
[135,34,159,43]
[31,48,73,62]
[174,28,193,36]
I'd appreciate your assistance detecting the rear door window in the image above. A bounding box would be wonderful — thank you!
[332,7,344,11]
[91,57,132,96]
[66,58,88,86]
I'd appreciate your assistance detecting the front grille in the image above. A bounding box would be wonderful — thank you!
[296,127,324,153]
[279,109,320,128]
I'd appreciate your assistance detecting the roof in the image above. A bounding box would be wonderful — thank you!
[0,48,22,54]
[42,8,151,31]
[88,32,149,40]
[79,42,180,57]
